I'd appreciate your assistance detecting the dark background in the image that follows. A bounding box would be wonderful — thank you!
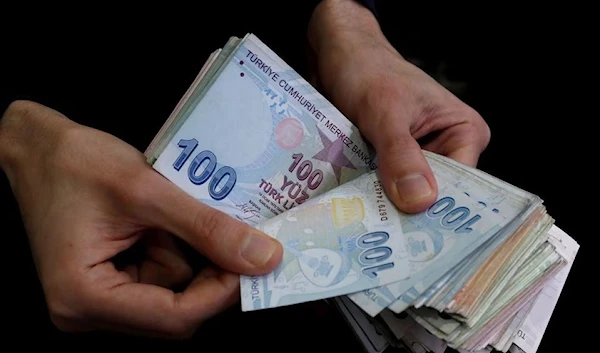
[0,2,591,352]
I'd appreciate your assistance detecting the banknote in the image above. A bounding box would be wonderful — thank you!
[240,170,411,311]
[448,212,554,327]
[405,224,573,352]
[397,245,564,350]
[510,346,526,353]
[510,225,579,353]
[347,153,531,317]
[456,256,564,350]
[148,33,375,227]
[144,48,222,157]
[384,153,545,316]
[491,296,537,352]
[379,310,448,353]
[142,31,580,353]
[459,348,493,353]
[443,210,549,318]
[341,226,578,353]
[332,297,390,353]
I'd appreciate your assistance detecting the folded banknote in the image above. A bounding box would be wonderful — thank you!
[144,33,579,353]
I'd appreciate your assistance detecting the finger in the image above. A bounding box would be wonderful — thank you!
[133,171,283,276]
[119,231,193,288]
[420,123,489,168]
[365,120,438,214]
[138,231,194,288]
[84,262,239,339]
[445,146,480,167]
[306,40,324,91]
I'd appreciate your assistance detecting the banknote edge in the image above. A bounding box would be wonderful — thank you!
[144,48,222,161]
[146,34,249,164]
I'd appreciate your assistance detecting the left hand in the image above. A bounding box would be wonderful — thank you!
[0,101,282,338]
[308,0,491,214]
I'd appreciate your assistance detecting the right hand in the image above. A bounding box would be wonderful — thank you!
[0,100,283,338]
[307,0,490,214]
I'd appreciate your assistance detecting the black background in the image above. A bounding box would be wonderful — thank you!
[0,2,592,352]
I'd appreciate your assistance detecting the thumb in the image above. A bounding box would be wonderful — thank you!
[138,173,283,275]
[371,127,438,214]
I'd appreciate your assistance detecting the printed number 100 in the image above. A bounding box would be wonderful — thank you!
[172,138,237,201]
[357,231,395,278]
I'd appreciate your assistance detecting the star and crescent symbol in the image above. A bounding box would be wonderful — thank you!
[312,128,356,183]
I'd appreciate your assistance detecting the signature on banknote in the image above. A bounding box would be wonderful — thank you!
[235,202,261,222]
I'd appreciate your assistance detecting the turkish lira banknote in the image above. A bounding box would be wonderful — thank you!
[240,170,412,310]
[146,33,375,228]
[145,33,579,353]
[337,225,578,353]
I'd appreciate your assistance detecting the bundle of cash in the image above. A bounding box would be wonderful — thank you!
[332,224,578,353]
[144,33,579,353]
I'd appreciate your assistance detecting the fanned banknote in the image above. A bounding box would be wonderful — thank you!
[348,151,543,317]
[144,33,579,353]
[334,225,578,353]
[332,297,390,353]
[240,170,412,310]
[146,33,376,227]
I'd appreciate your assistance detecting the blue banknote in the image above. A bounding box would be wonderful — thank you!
[384,154,544,315]
[151,34,376,227]
[347,156,531,317]
[240,170,411,311]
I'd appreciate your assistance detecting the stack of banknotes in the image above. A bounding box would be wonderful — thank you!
[330,222,578,353]
[144,33,579,353]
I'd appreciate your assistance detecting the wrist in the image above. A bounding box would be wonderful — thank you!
[0,100,75,177]
[308,0,383,56]
[0,101,27,172]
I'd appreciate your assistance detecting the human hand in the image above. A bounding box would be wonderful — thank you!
[0,101,283,338]
[308,0,491,213]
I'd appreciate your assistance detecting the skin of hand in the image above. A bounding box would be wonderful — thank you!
[308,0,491,214]
[0,100,283,338]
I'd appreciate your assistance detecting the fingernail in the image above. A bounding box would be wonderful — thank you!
[396,174,432,204]
[241,233,278,268]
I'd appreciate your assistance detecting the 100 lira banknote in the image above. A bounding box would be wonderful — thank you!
[149,33,376,227]
[347,154,538,317]
[240,170,411,311]
[238,154,535,312]
[145,33,548,319]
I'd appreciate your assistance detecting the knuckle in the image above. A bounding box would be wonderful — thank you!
[113,168,164,216]
[464,108,491,149]
[3,100,59,123]
[1,101,73,166]
[4,100,38,119]
[364,78,404,113]
[124,170,157,204]
[164,295,201,339]
[51,126,87,164]
[45,285,88,332]
[48,307,81,333]
[479,120,492,149]
[356,77,405,125]
[379,133,421,163]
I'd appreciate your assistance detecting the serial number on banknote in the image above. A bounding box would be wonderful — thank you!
[374,180,390,222]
